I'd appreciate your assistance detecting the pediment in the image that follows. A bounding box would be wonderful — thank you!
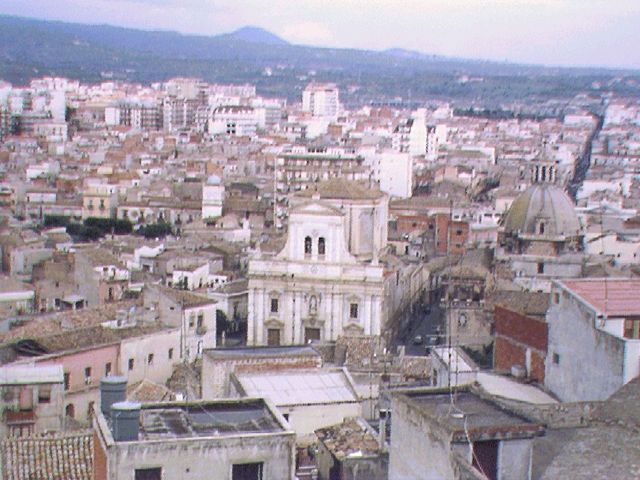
[290,200,343,217]
[264,318,285,328]
[343,322,365,334]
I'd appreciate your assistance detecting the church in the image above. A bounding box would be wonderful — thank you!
[497,162,585,291]
[247,179,388,346]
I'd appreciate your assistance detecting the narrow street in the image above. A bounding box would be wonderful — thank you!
[395,301,447,356]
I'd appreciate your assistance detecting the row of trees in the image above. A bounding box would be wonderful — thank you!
[43,215,173,241]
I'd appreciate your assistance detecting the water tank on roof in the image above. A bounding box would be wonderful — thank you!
[100,376,127,416]
[111,401,141,442]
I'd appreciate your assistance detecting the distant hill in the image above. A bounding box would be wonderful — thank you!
[0,15,639,104]
[226,26,289,46]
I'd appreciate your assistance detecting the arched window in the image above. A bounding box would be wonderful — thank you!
[304,236,312,255]
[318,237,326,256]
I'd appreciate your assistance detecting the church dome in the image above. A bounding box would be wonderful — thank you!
[206,174,221,185]
[503,185,582,237]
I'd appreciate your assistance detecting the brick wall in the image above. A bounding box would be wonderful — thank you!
[494,306,548,352]
[494,337,545,383]
[397,215,435,234]
[93,429,108,480]
[234,356,322,373]
[436,214,469,255]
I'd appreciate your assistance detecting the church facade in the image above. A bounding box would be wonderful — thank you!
[247,182,388,346]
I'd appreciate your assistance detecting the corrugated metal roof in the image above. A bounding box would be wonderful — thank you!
[559,279,640,316]
[236,369,358,406]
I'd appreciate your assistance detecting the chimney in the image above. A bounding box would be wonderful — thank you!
[110,401,141,442]
[100,376,127,417]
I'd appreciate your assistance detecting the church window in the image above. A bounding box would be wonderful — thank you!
[349,303,359,320]
[537,263,545,274]
[270,298,279,314]
[304,236,312,255]
[318,237,326,256]
[539,222,546,234]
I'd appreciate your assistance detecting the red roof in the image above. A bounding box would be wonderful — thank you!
[559,279,640,316]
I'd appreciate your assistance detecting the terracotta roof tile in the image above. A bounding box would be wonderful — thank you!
[559,278,640,316]
[316,418,381,460]
[1,431,93,480]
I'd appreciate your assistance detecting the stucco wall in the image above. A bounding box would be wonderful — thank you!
[498,439,533,480]
[283,401,362,443]
[389,395,455,480]
[109,433,295,480]
[120,329,180,385]
[545,292,625,402]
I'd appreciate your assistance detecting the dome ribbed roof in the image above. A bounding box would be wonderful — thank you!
[503,185,581,236]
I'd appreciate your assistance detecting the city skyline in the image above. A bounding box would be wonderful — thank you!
[2,0,639,70]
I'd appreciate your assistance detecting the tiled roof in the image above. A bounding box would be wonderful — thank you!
[0,300,142,345]
[36,325,120,353]
[1,431,93,480]
[316,418,381,460]
[35,323,168,354]
[155,285,215,308]
[296,178,384,200]
[59,300,142,329]
[0,276,34,294]
[485,290,550,317]
[127,378,176,402]
[559,278,640,316]
[75,247,125,268]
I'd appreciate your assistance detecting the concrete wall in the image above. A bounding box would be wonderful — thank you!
[545,289,626,402]
[499,439,533,480]
[119,329,180,385]
[389,395,455,480]
[106,432,295,480]
[281,402,362,444]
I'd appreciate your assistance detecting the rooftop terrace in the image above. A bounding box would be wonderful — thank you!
[137,399,284,440]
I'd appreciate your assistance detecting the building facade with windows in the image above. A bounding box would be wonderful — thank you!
[302,83,341,120]
[0,365,64,438]
[247,190,386,346]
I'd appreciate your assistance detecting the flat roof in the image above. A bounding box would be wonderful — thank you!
[477,373,558,405]
[235,369,358,407]
[401,390,543,442]
[138,399,284,440]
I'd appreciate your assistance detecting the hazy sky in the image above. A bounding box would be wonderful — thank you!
[2,0,639,69]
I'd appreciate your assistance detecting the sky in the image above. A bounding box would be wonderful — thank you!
[2,0,640,69]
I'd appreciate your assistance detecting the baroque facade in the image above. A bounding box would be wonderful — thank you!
[247,181,388,346]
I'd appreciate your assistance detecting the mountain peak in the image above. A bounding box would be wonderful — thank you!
[228,26,289,46]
